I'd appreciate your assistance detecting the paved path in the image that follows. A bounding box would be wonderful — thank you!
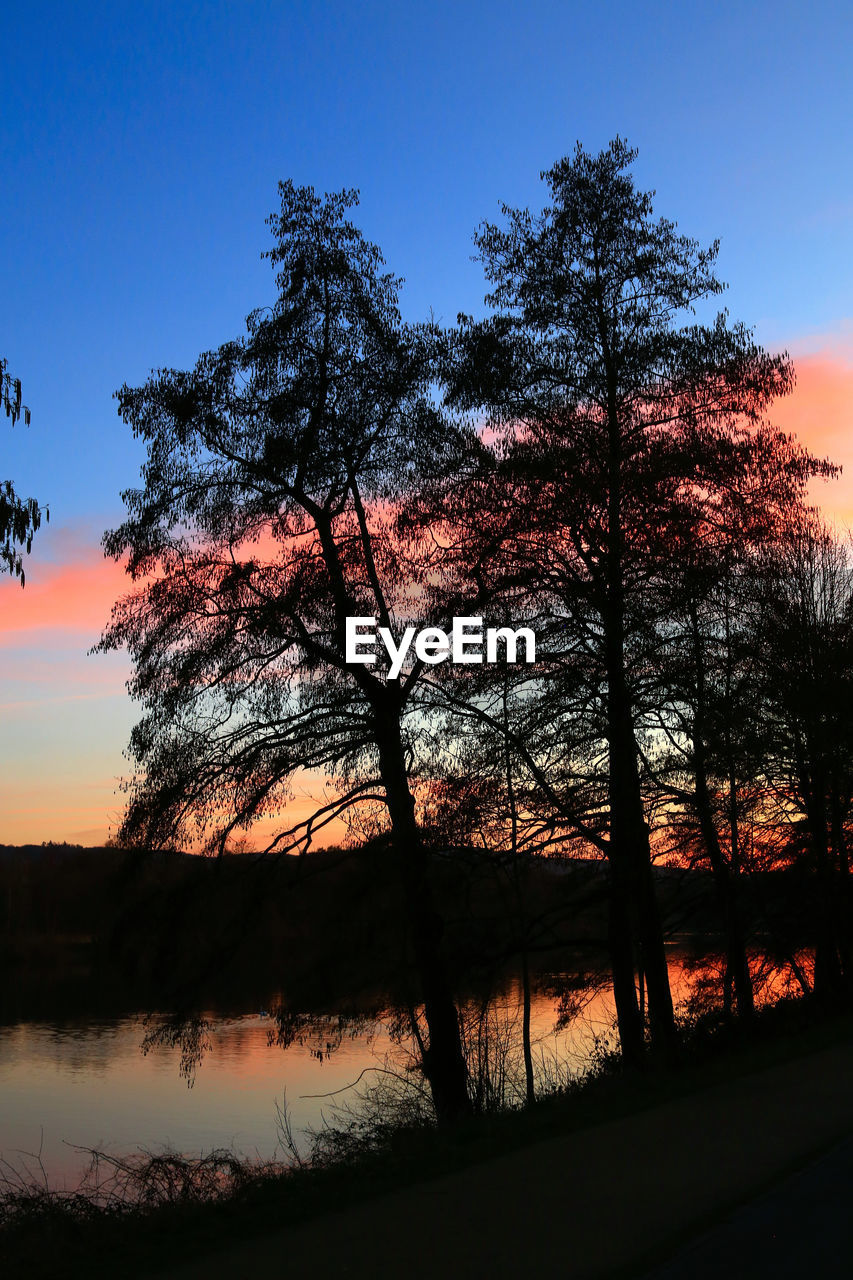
[642,1134,853,1279]
[154,1042,853,1280]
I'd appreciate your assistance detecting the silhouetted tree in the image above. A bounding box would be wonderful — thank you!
[650,542,767,1021]
[1,357,47,585]
[97,183,473,1121]
[445,139,826,1064]
[755,517,853,998]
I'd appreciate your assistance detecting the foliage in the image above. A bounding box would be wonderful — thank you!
[1,356,47,586]
[97,182,474,855]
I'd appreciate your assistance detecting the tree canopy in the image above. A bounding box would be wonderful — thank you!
[99,182,472,853]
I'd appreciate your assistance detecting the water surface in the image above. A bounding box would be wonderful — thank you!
[0,948,802,1188]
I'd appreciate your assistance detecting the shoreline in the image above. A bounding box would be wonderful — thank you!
[153,1029,853,1279]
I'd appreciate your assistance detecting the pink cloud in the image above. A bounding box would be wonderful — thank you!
[0,540,130,644]
[773,339,853,525]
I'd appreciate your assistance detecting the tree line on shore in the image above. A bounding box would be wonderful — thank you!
[90,139,853,1123]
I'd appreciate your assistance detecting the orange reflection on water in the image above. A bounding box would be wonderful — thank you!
[0,949,814,1190]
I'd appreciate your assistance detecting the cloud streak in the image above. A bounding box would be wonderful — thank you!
[0,540,129,644]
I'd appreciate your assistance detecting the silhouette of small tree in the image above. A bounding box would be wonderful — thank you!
[1,357,48,586]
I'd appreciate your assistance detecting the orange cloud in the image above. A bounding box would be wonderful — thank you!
[0,524,361,846]
[773,340,853,526]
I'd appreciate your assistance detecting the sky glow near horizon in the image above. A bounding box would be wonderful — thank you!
[1,1,852,845]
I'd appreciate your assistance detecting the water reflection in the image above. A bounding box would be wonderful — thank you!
[0,948,812,1189]
[0,1008,385,1189]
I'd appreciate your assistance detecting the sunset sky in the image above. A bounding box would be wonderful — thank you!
[2,0,852,845]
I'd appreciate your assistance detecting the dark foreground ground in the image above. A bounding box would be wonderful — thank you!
[642,1134,853,1279]
[143,1033,853,1280]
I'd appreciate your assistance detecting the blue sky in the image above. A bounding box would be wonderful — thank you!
[2,0,852,842]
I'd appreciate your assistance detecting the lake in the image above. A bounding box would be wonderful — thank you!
[0,948,803,1190]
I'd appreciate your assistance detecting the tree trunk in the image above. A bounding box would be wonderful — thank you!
[606,644,676,1060]
[801,762,845,1002]
[603,389,675,1063]
[521,947,535,1105]
[692,733,754,1021]
[375,700,471,1122]
[606,852,644,1068]
[828,776,852,996]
